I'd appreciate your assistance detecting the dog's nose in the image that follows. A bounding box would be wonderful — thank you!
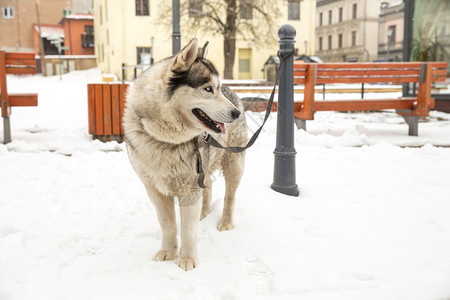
[231,109,241,120]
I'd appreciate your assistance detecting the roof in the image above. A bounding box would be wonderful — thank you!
[33,24,64,39]
[64,13,94,20]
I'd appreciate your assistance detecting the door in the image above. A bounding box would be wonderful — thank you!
[238,48,252,79]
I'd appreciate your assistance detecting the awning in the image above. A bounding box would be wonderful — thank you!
[33,24,64,39]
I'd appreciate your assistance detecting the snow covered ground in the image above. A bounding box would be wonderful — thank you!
[1,69,450,300]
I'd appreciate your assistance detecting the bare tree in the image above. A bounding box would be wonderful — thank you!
[159,0,281,79]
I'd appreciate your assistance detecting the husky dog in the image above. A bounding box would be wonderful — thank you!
[123,39,247,271]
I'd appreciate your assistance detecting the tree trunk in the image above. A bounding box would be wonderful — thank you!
[223,0,237,79]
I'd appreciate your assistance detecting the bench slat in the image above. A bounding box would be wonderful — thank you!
[312,98,418,112]
[318,69,420,77]
[5,52,35,60]
[316,76,420,84]
[6,67,36,74]
[8,94,38,106]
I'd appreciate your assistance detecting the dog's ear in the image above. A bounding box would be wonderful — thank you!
[198,41,209,59]
[172,38,198,71]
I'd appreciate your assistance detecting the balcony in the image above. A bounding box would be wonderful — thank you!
[82,33,94,48]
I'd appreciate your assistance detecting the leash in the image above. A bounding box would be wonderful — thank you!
[196,49,296,188]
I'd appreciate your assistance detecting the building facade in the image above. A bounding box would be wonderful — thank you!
[378,1,404,62]
[93,0,316,81]
[0,0,92,53]
[315,0,388,62]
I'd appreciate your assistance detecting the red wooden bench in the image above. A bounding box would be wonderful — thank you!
[291,61,448,136]
[87,83,128,142]
[0,51,38,144]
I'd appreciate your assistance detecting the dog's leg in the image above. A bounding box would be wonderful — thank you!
[145,186,178,261]
[178,194,202,271]
[200,175,212,220]
[218,152,245,231]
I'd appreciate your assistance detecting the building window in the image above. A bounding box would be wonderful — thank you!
[351,31,356,46]
[288,0,300,20]
[82,25,94,48]
[328,35,332,50]
[189,0,202,17]
[339,7,343,22]
[136,0,149,16]
[388,25,396,46]
[319,12,323,26]
[2,6,14,19]
[328,10,332,24]
[240,0,252,19]
[338,34,343,48]
[352,3,357,19]
[99,5,103,25]
[319,37,323,51]
[137,47,151,65]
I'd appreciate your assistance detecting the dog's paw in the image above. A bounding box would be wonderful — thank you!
[217,220,235,231]
[177,256,198,271]
[153,249,177,261]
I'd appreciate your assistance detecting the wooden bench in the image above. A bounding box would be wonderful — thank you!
[0,51,38,144]
[87,83,128,142]
[291,61,448,136]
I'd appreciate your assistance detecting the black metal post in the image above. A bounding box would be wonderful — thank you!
[271,24,299,197]
[172,0,181,55]
[122,63,125,83]
[402,0,414,96]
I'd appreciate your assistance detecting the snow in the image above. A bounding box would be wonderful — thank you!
[1,69,450,299]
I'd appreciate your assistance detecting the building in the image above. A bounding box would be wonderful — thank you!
[60,14,95,56]
[378,1,404,62]
[93,0,316,81]
[0,0,69,52]
[316,0,388,62]
[0,0,92,52]
[30,13,95,75]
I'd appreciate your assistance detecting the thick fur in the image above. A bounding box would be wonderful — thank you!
[123,39,247,271]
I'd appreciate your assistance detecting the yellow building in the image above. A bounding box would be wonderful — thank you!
[93,0,315,81]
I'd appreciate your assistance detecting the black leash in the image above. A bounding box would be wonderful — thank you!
[196,49,296,188]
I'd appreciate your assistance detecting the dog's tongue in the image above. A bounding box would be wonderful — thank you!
[214,121,226,134]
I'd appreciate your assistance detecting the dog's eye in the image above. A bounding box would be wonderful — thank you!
[204,86,213,93]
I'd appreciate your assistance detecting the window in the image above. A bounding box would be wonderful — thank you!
[137,47,151,65]
[351,31,356,46]
[2,6,14,19]
[82,25,94,48]
[339,7,343,22]
[319,12,323,26]
[352,3,357,19]
[328,35,332,50]
[388,25,396,46]
[136,0,149,16]
[288,0,300,20]
[338,34,343,48]
[189,0,202,17]
[328,10,332,24]
[240,0,252,19]
[99,5,103,25]
[319,37,323,51]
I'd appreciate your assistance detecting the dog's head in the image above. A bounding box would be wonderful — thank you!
[167,38,241,135]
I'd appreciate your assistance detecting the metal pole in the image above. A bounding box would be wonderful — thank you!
[172,0,181,55]
[402,0,414,96]
[271,24,299,197]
